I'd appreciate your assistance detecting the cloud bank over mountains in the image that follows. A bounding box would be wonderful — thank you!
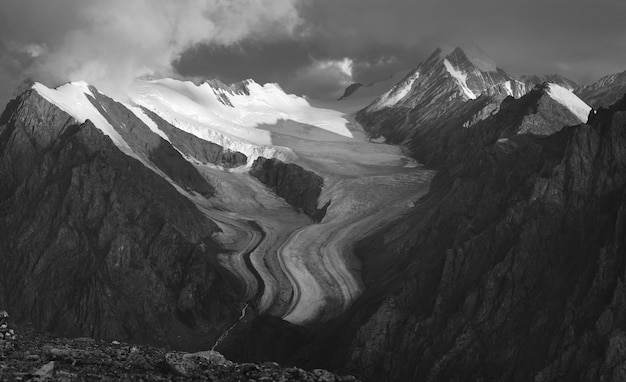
[0,0,302,101]
[1,0,625,105]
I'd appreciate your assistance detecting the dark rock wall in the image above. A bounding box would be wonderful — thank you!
[220,95,626,382]
[249,157,329,222]
[325,96,626,381]
[0,91,243,350]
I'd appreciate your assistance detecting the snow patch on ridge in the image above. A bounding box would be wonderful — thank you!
[443,59,477,99]
[368,70,420,111]
[122,102,171,142]
[32,82,134,154]
[547,83,591,123]
[503,81,513,95]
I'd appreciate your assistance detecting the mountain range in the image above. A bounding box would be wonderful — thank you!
[1,45,626,381]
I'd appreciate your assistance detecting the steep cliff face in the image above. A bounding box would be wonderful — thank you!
[249,157,330,222]
[0,90,244,349]
[327,95,626,381]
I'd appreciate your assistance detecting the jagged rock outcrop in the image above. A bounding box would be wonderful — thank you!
[0,90,244,349]
[576,70,626,109]
[249,157,329,222]
[338,83,365,100]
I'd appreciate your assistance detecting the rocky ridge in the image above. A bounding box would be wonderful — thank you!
[318,94,626,381]
[0,322,358,381]
[215,93,626,382]
[0,89,244,349]
[576,70,626,109]
[250,157,330,222]
[355,47,528,153]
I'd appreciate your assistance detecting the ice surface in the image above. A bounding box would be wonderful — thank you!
[547,83,592,123]
[127,79,353,163]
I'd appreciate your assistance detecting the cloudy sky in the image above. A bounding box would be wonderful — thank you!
[1,0,625,106]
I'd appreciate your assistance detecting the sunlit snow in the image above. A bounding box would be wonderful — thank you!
[127,79,353,163]
[443,59,477,99]
[32,82,134,154]
[368,70,420,111]
[547,83,592,123]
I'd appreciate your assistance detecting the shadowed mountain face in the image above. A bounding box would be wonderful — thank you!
[0,90,244,350]
[371,98,626,381]
[331,96,626,382]
[218,93,626,382]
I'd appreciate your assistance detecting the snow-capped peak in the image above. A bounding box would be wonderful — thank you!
[546,83,592,123]
[32,82,133,154]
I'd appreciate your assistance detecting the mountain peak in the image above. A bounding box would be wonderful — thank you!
[428,45,498,73]
[443,46,497,72]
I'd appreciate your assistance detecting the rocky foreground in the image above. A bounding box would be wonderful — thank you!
[0,322,358,381]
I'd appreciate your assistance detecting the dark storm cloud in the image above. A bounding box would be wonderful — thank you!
[1,0,625,104]
[174,40,314,85]
[0,0,304,107]
[176,0,626,99]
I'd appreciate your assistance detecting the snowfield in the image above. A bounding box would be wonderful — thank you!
[33,82,134,154]
[547,83,592,123]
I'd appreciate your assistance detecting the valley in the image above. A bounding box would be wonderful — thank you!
[183,115,434,325]
[2,43,626,382]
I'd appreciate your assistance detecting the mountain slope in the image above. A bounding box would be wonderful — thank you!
[576,70,626,109]
[355,47,591,166]
[314,94,626,382]
[0,89,244,349]
[129,78,352,163]
[216,86,616,382]
[354,47,527,153]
